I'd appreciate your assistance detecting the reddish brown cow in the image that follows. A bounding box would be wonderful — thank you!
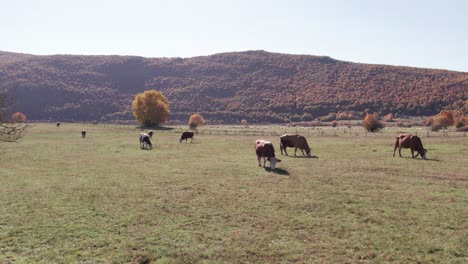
[255,139,281,170]
[393,134,427,159]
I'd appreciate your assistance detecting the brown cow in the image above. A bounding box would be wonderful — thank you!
[280,134,311,156]
[255,139,281,170]
[393,134,427,159]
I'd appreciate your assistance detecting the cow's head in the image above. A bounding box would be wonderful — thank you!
[306,148,312,156]
[179,137,183,143]
[421,149,428,160]
[267,157,282,170]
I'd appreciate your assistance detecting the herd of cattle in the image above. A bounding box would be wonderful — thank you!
[73,126,427,171]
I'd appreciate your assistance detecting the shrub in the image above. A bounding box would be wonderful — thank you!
[11,112,27,123]
[331,120,338,127]
[189,113,206,129]
[454,114,467,128]
[362,113,384,132]
[383,113,394,122]
[431,111,455,131]
[320,112,337,122]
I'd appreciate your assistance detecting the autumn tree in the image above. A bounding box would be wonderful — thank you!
[431,111,454,131]
[189,113,206,129]
[11,112,27,123]
[241,119,248,126]
[132,90,170,127]
[362,113,384,132]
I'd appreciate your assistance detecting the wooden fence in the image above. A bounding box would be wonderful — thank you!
[89,123,466,138]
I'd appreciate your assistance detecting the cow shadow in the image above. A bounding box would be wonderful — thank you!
[264,167,290,175]
[398,156,442,162]
[281,155,319,159]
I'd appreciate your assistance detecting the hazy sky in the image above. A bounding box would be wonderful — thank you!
[2,0,467,71]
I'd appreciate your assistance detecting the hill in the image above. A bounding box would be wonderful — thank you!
[0,50,467,123]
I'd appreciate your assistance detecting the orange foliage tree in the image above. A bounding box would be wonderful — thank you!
[383,113,394,122]
[189,113,206,129]
[362,113,384,132]
[132,90,170,127]
[431,111,454,131]
[11,112,27,123]
[241,119,247,126]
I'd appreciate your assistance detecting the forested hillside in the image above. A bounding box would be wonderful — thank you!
[1,50,467,123]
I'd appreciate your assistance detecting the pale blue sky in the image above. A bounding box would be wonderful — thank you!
[1,0,467,71]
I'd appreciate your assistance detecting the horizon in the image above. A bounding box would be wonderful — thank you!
[2,48,468,73]
[2,0,468,72]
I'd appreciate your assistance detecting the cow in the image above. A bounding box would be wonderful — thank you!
[255,139,281,170]
[393,133,427,159]
[280,134,311,156]
[81,130,86,138]
[139,133,152,150]
[179,131,194,143]
[56,122,61,127]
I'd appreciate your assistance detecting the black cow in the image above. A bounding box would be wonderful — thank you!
[81,130,86,138]
[179,132,194,143]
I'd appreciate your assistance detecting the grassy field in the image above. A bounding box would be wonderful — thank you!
[1,123,467,263]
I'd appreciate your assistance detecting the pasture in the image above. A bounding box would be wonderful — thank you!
[0,123,467,263]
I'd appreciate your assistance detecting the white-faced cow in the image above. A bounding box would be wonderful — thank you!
[81,130,86,138]
[393,133,427,159]
[139,133,152,150]
[255,139,281,170]
[179,132,194,143]
[280,134,311,156]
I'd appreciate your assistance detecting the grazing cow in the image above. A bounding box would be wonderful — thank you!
[148,130,154,138]
[255,139,281,170]
[139,133,152,150]
[393,133,427,159]
[280,134,311,156]
[81,130,86,138]
[179,131,194,143]
[56,122,61,127]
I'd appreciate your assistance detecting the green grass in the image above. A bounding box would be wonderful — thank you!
[1,123,467,263]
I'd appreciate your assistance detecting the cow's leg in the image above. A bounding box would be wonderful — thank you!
[393,138,399,157]
[398,147,403,157]
[294,147,298,156]
[263,157,267,167]
[258,156,261,167]
[190,137,193,143]
[280,144,284,155]
[284,147,288,156]
[301,149,305,156]
[411,149,415,158]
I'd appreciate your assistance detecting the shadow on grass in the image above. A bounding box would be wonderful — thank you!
[397,156,442,162]
[264,167,290,175]
[138,126,175,131]
[280,155,319,159]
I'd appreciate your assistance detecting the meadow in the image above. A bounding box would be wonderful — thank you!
[0,123,467,263]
